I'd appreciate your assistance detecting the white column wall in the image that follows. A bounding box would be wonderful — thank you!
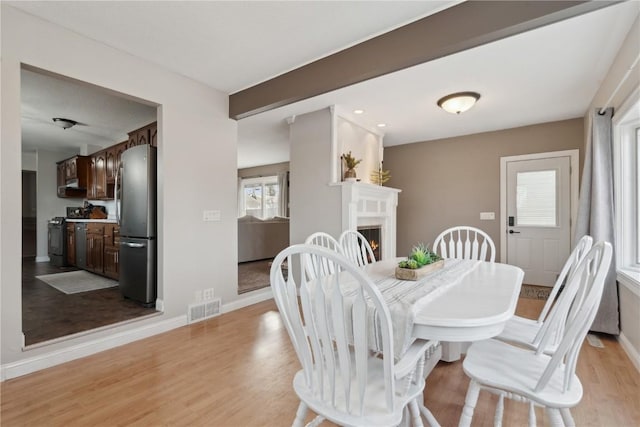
[1,5,239,369]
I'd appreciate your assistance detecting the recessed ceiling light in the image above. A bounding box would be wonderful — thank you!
[377,123,387,128]
[353,109,364,114]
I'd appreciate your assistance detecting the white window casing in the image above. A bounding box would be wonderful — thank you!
[613,86,640,289]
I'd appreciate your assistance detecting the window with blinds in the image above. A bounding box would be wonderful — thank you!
[516,169,557,227]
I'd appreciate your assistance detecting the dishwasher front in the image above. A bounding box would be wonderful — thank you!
[74,223,87,269]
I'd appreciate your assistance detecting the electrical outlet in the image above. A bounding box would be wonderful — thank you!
[203,288,215,300]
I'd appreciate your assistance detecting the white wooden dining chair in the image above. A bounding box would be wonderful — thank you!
[432,226,495,262]
[459,241,613,427]
[270,244,439,427]
[339,230,376,267]
[497,235,593,354]
[304,232,344,280]
[432,226,495,362]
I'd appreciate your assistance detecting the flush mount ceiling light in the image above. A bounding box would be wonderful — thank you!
[437,92,481,114]
[353,109,364,114]
[52,117,78,129]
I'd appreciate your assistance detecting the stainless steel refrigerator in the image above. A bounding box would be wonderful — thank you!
[117,144,157,306]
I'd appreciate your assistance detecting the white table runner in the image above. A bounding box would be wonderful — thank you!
[361,259,480,358]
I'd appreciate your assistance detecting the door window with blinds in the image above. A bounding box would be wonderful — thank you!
[239,176,279,219]
[516,169,557,227]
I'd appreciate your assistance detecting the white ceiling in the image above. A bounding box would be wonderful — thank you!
[21,68,157,153]
[11,1,639,167]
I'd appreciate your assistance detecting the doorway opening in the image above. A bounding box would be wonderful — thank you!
[21,65,160,346]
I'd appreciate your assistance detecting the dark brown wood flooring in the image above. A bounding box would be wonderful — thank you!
[22,258,157,346]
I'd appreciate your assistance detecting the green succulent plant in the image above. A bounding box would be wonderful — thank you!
[398,243,441,269]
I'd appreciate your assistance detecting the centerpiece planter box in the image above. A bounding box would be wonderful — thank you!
[395,260,444,281]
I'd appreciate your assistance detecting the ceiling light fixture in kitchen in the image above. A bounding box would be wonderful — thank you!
[52,117,78,129]
[437,92,480,114]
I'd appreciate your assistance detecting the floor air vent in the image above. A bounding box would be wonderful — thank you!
[188,298,221,324]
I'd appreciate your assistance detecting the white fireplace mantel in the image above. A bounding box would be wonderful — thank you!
[331,181,401,260]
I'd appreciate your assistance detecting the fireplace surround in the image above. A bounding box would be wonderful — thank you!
[335,181,400,260]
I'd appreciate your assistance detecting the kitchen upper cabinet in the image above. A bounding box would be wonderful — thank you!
[66,223,76,266]
[63,155,90,182]
[149,122,157,147]
[88,150,108,200]
[105,141,127,184]
[86,223,104,274]
[54,123,155,199]
[56,162,66,189]
[127,122,156,149]
[105,146,116,184]
[66,157,77,180]
[128,126,148,148]
[56,155,90,198]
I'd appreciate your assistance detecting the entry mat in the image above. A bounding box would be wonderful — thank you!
[36,270,118,294]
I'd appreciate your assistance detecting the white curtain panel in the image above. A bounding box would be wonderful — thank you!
[574,107,619,334]
[278,171,289,217]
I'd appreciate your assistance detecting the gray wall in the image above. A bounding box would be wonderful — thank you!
[290,108,342,245]
[384,118,584,257]
[2,5,238,368]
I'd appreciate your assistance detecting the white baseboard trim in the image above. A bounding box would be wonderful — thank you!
[618,332,640,373]
[222,287,273,313]
[35,256,50,262]
[1,315,187,381]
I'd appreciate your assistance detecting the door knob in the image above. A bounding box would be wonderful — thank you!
[509,230,521,234]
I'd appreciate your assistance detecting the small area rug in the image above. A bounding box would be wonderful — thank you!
[520,284,552,300]
[36,270,118,294]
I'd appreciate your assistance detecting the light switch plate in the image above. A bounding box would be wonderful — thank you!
[203,210,221,222]
[480,212,495,220]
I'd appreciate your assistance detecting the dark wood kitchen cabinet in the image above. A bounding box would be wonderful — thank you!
[149,122,157,147]
[63,155,90,182]
[56,155,90,198]
[88,150,111,200]
[66,223,76,266]
[128,126,148,148]
[127,122,156,149]
[103,224,120,280]
[86,223,104,274]
[106,141,127,184]
[57,162,65,188]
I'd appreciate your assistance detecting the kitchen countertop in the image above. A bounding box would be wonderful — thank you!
[65,218,118,223]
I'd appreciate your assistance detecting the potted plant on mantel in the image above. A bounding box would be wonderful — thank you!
[342,151,362,181]
[396,243,443,280]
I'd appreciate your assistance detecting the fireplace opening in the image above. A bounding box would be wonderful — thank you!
[358,226,381,261]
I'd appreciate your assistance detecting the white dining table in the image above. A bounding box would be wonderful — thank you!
[364,258,524,343]
[363,258,524,427]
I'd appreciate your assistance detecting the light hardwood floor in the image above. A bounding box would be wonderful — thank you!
[1,297,639,426]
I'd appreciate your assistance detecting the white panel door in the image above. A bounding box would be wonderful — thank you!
[506,156,571,286]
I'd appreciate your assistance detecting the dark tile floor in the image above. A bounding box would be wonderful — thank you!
[22,258,157,346]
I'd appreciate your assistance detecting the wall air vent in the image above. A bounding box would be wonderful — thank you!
[188,298,221,324]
